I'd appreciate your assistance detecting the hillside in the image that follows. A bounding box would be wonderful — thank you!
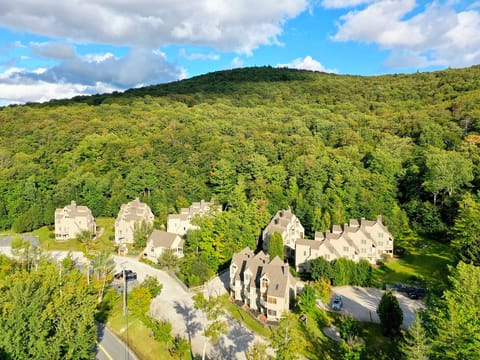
[1,65,480,249]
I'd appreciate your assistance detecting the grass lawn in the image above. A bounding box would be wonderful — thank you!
[30,217,116,254]
[220,295,272,338]
[106,297,192,360]
[373,235,454,287]
[358,322,402,360]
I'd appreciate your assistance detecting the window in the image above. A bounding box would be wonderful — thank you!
[304,251,307,256]
[361,248,366,253]
[343,246,349,252]
[378,241,383,246]
[378,233,384,238]
[325,254,330,260]
[151,247,154,252]
[267,297,277,304]
[262,278,269,288]
[361,239,366,245]
[268,309,277,317]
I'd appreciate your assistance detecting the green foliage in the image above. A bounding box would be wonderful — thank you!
[298,284,316,313]
[193,293,228,347]
[400,313,430,360]
[128,286,152,320]
[268,231,284,261]
[270,312,305,360]
[310,257,332,281]
[0,261,97,359]
[145,316,174,352]
[376,290,403,337]
[451,193,480,265]
[157,248,180,269]
[245,340,269,360]
[330,258,372,286]
[430,262,480,359]
[142,275,163,298]
[133,220,153,250]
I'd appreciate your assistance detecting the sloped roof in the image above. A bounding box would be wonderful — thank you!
[55,200,93,220]
[148,229,183,248]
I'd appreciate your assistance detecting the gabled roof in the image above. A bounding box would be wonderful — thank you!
[296,238,322,250]
[116,197,153,223]
[55,200,93,220]
[148,229,183,248]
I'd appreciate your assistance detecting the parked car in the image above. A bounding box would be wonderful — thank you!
[114,270,137,281]
[331,295,343,311]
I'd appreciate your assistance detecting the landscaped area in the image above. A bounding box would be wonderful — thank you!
[374,235,454,287]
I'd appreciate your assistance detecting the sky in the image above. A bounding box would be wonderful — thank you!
[0,0,479,105]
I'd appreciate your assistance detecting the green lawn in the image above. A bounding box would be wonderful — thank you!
[374,236,454,287]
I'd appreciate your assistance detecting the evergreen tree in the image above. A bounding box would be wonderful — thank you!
[310,256,332,281]
[431,262,480,359]
[376,290,403,337]
[451,193,480,265]
[400,313,430,360]
[268,231,284,261]
[271,312,304,360]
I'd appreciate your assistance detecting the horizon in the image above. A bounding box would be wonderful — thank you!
[1,0,479,105]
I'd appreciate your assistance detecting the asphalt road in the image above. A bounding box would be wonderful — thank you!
[95,321,138,360]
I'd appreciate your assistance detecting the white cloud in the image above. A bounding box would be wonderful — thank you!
[0,48,185,104]
[277,55,337,73]
[0,0,309,55]
[330,0,480,69]
[30,42,76,59]
[179,48,220,61]
[231,57,244,68]
[321,0,375,8]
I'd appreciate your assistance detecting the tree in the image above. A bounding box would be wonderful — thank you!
[129,286,152,320]
[142,275,163,298]
[268,231,284,261]
[91,252,115,303]
[173,336,190,360]
[376,290,403,337]
[451,193,480,265]
[133,220,153,250]
[145,316,174,352]
[0,261,97,359]
[193,293,229,360]
[400,313,430,360]
[77,229,94,254]
[245,340,269,360]
[271,312,304,360]
[423,148,473,204]
[431,262,480,359]
[310,256,332,281]
[298,284,316,313]
[157,248,179,270]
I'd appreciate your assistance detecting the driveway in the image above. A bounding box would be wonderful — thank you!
[331,286,424,328]
[113,256,262,359]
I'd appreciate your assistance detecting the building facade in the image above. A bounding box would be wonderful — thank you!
[115,197,154,244]
[167,199,220,236]
[262,208,305,260]
[295,215,394,272]
[143,229,184,263]
[55,200,96,241]
[229,247,297,321]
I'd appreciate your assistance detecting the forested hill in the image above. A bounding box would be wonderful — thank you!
[1,66,480,252]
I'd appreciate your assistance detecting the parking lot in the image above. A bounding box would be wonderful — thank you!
[331,286,424,328]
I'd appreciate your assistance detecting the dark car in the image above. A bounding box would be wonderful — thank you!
[114,270,137,281]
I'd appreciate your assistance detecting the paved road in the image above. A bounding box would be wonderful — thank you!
[95,322,138,360]
[113,256,266,359]
[331,286,424,328]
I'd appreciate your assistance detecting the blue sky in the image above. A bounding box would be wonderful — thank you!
[0,0,479,104]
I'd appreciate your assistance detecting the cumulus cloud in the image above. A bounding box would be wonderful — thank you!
[0,0,309,54]
[277,55,337,73]
[30,42,76,59]
[329,0,480,69]
[0,47,185,104]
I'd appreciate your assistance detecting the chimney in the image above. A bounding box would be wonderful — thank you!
[71,200,77,207]
[279,210,284,217]
[377,214,383,224]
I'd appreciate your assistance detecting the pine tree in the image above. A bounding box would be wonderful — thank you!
[376,290,403,337]
[400,313,430,360]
